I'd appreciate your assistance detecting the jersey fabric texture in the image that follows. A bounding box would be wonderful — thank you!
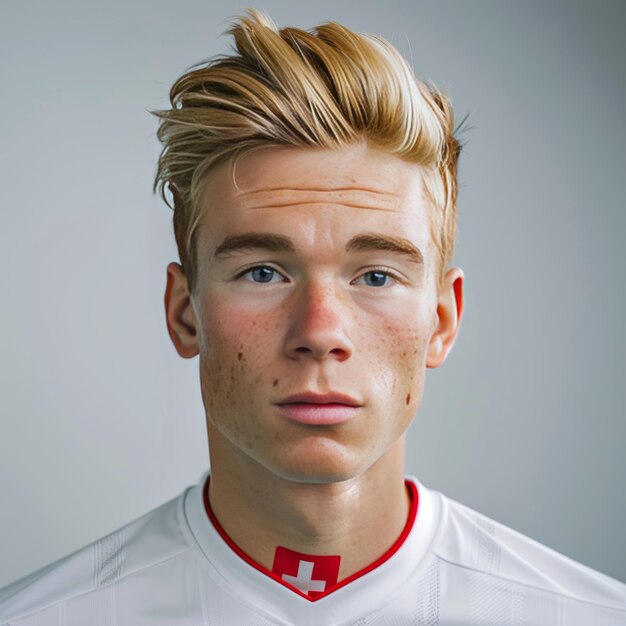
[1,471,625,625]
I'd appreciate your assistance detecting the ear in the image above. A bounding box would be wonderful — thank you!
[164,262,200,358]
[427,267,464,368]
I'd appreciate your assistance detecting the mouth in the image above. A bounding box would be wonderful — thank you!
[274,392,362,426]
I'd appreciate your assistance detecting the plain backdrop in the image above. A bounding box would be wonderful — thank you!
[1,0,625,587]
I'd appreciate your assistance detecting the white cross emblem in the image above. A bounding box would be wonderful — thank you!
[281,560,326,594]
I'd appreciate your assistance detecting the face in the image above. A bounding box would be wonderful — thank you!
[165,142,463,484]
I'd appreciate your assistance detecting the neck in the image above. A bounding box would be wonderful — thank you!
[206,429,410,582]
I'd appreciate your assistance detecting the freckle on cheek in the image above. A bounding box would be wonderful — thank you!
[273,379,279,387]
[238,352,243,361]
[405,393,411,405]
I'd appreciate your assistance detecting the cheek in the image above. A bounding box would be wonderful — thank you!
[393,332,428,393]
[198,305,277,410]
[362,319,430,414]
[399,335,429,410]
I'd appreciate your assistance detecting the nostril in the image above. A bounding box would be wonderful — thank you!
[284,292,354,360]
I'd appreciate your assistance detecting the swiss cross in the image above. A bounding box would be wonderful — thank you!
[272,547,341,598]
[281,560,326,594]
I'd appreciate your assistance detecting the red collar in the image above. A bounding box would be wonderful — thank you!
[203,477,419,602]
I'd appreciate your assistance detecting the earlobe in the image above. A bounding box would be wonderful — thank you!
[164,262,200,359]
[427,268,464,369]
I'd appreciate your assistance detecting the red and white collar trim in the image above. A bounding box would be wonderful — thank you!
[202,476,419,602]
[182,471,440,625]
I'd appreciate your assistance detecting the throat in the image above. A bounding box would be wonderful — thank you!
[204,474,418,601]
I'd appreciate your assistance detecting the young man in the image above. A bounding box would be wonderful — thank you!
[2,9,625,626]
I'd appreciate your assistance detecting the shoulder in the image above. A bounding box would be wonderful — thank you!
[426,485,626,617]
[0,487,192,624]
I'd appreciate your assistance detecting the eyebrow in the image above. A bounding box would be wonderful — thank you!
[346,233,423,264]
[213,233,296,258]
[212,231,423,264]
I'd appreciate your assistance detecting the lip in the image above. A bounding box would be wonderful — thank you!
[275,392,362,425]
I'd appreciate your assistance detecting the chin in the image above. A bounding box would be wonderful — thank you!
[274,465,359,485]
[259,438,374,485]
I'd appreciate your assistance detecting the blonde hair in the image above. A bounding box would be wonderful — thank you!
[152,8,463,293]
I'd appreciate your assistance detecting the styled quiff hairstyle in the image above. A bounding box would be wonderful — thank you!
[153,9,462,294]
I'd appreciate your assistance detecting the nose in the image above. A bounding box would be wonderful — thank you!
[283,280,354,362]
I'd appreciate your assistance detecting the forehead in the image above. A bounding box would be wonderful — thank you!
[206,142,425,205]
[197,142,435,260]
[235,143,421,193]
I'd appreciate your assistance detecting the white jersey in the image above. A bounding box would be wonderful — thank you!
[1,471,625,625]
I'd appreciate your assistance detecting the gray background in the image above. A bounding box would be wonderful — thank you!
[1,0,624,587]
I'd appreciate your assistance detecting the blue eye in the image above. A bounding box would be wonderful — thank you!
[364,271,388,287]
[242,266,284,284]
[357,270,394,287]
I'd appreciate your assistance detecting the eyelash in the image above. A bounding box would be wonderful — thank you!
[353,266,403,287]
[235,264,288,284]
[234,264,403,286]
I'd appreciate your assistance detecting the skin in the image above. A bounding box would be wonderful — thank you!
[164,141,464,581]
